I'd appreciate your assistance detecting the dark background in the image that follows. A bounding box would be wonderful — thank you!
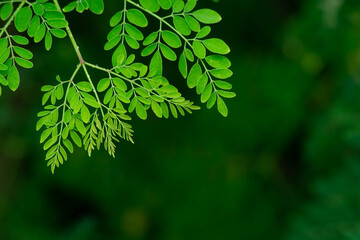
[2,0,360,239]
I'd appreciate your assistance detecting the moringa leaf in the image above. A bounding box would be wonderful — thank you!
[7,65,20,91]
[14,7,33,32]
[192,9,222,24]
[88,0,104,14]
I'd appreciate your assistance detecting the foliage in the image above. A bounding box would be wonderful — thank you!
[0,0,235,173]
[286,161,360,240]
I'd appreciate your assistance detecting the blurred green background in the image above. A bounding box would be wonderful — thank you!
[2,0,360,239]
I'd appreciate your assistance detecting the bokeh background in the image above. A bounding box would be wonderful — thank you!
[2,0,360,239]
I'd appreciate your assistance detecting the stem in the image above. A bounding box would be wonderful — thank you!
[121,0,127,44]
[81,64,105,115]
[52,0,84,63]
[52,0,104,116]
[55,64,81,151]
[0,0,26,38]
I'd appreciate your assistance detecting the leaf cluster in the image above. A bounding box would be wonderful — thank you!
[0,0,67,93]
[0,0,235,173]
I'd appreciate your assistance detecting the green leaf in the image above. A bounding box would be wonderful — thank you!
[143,32,158,45]
[76,118,86,136]
[161,102,169,118]
[42,3,58,11]
[43,10,65,20]
[185,15,200,32]
[40,128,52,143]
[77,81,93,92]
[207,92,217,109]
[110,11,123,27]
[173,16,191,36]
[210,69,233,79]
[196,73,208,94]
[217,96,228,117]
[33,4,45,16]
[56,84,64,100]
[151,101,162,117]
[8,65,20,91]
[127,9,148,27]
[28,16,40,38]
[105,35,121,50]
[0,74,9,86]
[185,48,194,61]
[178,52,188,78]
[34,23,46,43]
[214,80,232,90]
[136,101,147,120]
[47,19,68,29]
[81,105,91,123]
[206,55,231,69]
[125,24,144,41]
[83,98,100,108]
[160,43,177,61]
[88,0,104,14]
[201,84,212,103]
[63,2,77,12]
[185,0,197,12]
[76,3,85,13]
[162,30,182,48]
[202,38,230,55]
[15,7,33,32]
[107,24,122,41]
[14,46,33,59]
[149,51,163,76]
[50,29,67,38]
[112,43,127,67]
[45,31,53,51]
[0,64,8,71]
[62,126,69,139]
[0,38,8,51]
[158,0,172,10]
[70,130,82,147]
[63,139,74,153]
[113,78,127,91]
[15,57,33,69]
[218,90,236,98]
[97,78,110,92]
[125,35,140,49]
[173,0,184,13]
[141,43,157,57]
[1,3,13,21]
[193,40,206,59]
[192,9,222,24]
[196,26,211,39]
[140,0,160,12]
[103,88,113,104]
[169,103,178,118]
[44,137,57,150]
[12,35,29,45]
[187,63,202,88]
